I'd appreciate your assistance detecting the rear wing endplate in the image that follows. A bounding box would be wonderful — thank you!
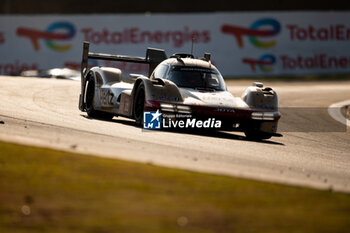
[79,41,167,111]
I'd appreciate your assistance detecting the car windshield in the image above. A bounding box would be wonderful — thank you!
[166,66,226,91]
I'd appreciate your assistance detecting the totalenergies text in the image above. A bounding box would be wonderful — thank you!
[81,27,210,48]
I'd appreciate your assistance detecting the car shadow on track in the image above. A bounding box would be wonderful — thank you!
[163,128,285,146]
[81,115,284,146]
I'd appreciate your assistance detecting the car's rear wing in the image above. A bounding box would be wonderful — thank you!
[79,41,167,111]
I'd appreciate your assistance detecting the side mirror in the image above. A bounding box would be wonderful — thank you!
[152,78,165,86]
[129,73,143,81]
[252,82,264,88]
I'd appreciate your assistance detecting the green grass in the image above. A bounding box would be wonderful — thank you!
[0,141,350,233]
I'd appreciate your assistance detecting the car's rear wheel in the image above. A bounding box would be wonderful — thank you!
[85,77,114,120]
[134,83,145,126]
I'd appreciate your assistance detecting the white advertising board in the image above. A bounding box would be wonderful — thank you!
[1,12,350,77]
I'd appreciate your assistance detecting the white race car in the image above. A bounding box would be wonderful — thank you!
[79,42,281,140]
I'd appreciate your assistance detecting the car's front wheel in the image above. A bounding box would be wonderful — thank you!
[134,83,145,126]
[85,77,114,120]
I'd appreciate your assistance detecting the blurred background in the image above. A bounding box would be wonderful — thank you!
[0,0,348,13]
[1,0,350,78]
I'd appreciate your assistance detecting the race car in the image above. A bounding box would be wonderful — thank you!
[78,42,281,140]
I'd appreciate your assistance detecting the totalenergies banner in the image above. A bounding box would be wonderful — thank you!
[1,12,350,77]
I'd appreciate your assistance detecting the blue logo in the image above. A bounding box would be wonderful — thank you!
[143,110,162,129]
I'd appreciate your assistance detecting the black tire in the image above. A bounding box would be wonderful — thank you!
[244,131,272,140]
[85,77,114,120]
[134,83,145,126]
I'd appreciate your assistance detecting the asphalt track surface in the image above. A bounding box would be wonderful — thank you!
[1,76,349,192]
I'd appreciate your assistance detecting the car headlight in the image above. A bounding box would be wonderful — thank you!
[160,103,191,114]
[160,103,175,112]
[176,105,192,114]
[251,112,276,121]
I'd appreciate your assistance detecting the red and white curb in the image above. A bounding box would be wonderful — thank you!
[328,100,350,127]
